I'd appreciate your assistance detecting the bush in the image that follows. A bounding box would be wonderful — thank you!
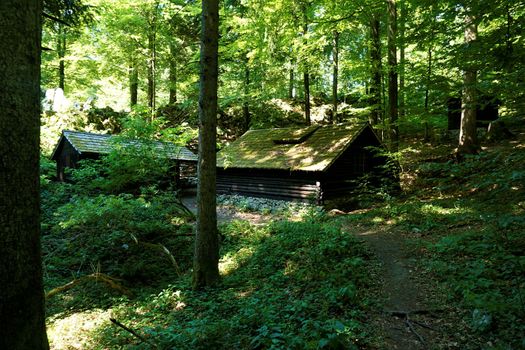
[93,220,376,349]
[44,192,194,284]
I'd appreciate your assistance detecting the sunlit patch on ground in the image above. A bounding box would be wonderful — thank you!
[219,247,255,276]
[47,309,112,350]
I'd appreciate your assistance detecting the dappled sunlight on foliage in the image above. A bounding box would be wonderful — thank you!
[338,128,525,348]
[77,219,377,349]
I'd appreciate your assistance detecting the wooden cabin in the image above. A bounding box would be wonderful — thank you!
[51,130,197,182]
[216,123,396,203]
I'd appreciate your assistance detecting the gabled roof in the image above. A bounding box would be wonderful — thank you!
[217,123,380,172]
[51,130,197,162]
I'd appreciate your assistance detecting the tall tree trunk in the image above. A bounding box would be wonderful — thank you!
[193,0,220,290]
[169,43,177,105]
[147,2,158,116]
[57,24,66,91]
[147,32,156,113]
[243,60,250,132]
[302,8,311,125]
[0,1,49,349]
[424,46,432,141]
[288,59,294,99]
[369,13,382,126]
[387,0,399,151]
[332,30,339,124]
[399,1,406,119]
[458,13,479,156]
[304,70,311,125]
[129,60,138,108]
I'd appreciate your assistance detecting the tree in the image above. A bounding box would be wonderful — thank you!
[458,8,479,155]
[42,0,93,92]
[331,30,339,123]
[146,0,160,113]
[387,0,399,151]
[0,1,49,349]
[369,11,382,126]
[302,2,311,125]
[193,0,220,289]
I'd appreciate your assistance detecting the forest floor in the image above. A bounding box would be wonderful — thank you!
[349,225,436,349]
[181,200,458,349]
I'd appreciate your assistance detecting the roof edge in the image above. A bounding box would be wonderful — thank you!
[62,130,83,155]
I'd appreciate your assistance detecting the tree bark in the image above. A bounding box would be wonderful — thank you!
[193,0,220,290]
[304,70,311,125]
[302,8,311,125]
[387,0,399,151]
[369,13,382,126]
[288,59,294,99]
[169,43,177,105]
[57,24,66,91]
[399,1,406,119]
[424,46,432,141]
[332,30,339,124]
[0,1,49,349]
[458,13,479,155]
[243,60,250,132]
[129,60,138,108]
[147,2,159,115]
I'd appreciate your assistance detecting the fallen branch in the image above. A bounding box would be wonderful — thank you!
[46,273,132,299]
[110,318,158,348]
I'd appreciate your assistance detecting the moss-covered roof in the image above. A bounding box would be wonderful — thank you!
[217,123,374,172]
[51,130,197,162]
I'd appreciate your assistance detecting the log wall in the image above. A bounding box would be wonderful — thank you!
[217,170,320,202]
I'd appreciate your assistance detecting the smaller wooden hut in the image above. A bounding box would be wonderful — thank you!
[51,130,197,181]
[216,123,396,203]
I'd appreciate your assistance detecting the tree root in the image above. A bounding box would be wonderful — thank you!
[387,309,444,317]
[46,273,132,299]
[386,309,441,344]
[405,315,425,344]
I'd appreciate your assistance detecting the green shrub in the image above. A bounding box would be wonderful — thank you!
[44,193,194,283]
[93,220,375,349]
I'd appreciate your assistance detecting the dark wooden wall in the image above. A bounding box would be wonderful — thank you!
[217,169,321,202]
[321,127,387,200]
[56,141,81,181]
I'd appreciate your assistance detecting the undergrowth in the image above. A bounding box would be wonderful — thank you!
[42,122,525,349]
[341,134,525,349]
[42,155,377,349]
[89,219,376,349]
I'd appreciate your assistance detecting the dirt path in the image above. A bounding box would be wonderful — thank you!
[351,227,440,349]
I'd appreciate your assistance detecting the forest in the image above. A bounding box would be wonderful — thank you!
[1,0,524,349]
